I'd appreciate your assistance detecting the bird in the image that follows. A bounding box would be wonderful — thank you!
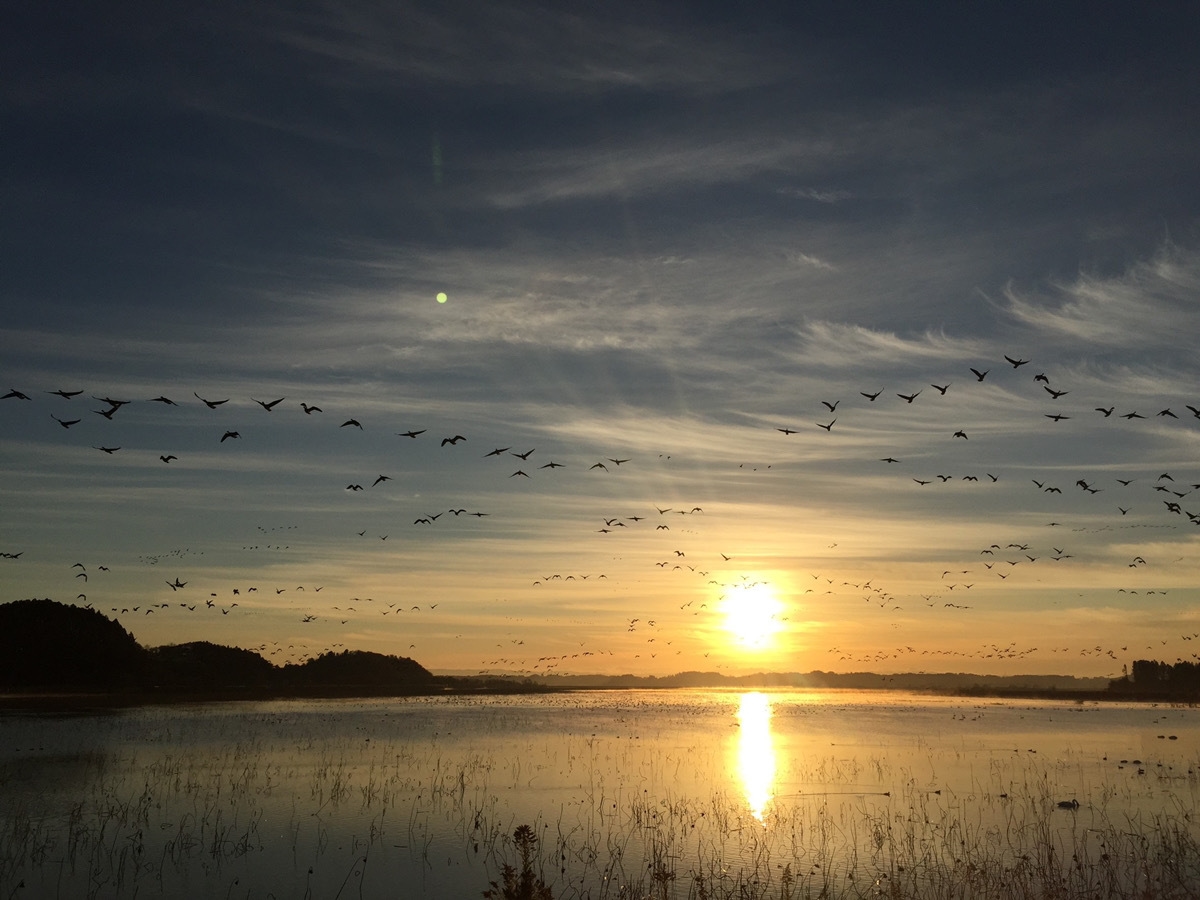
[160,454,177,463]
[93,446,120,453]
[148,395,177,405]
[1004,355,1030,368]
[969,367,989,381]
[300,402,322,414]
[897,391,921,403]
[816,419,836,431]
[220,431,240,442]
[860,389,882,401]
[345,484,364,491]
[777,427,797,435]
[512,449,535,460]
[1121,411,1144,419]
[953,430,968,439]
[485,447,511,456]
[396,429,425,438]
[441,435,466,445]
[1095,407,1114,417]
[253,397,285,411]
[51,415,80,428]
[607,458,630,465]
[1045,414,1070,422]
[167,578,186,590]
[47,389,83,399]
[2,389,32,400]
[881,457,900,463]
[590,462,608,471]
[372,475,392,487]
[510,470,530,478]
[1044,386,1069,399]
[341,419,363,429]
[821,400,840,412]
[539,461,564,468]
[194,392,228,409]
[930,383,950,395]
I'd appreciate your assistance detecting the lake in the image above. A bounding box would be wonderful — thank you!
[2,690,1198,898]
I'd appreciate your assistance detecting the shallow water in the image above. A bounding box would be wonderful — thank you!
[1,690,1198,898]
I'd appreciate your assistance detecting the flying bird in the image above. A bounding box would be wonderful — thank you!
[2,389,32,400]
[816,419,836,431]
[930,383,949,395]
[220,431,240,442]
[160,455,177,463]
[397,429,425,438]
[897,391,921,403]
[51,415,80,428]
[372,475,392,487]
[1004,355,1030,368]
[253,397,285,411]
[969,367,989,381]
[194,392,228,409]
[48,389,83,399]
[441,435,466,445]
[148,395,177,405]
[93,446,120,453]
[860,389,882,401]
[341,419,363,429]
[485,447,511,456]
[1044,386,1069,399]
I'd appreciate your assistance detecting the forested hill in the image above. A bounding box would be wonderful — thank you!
[0,598,434,696]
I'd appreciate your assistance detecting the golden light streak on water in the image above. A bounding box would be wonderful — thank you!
[735,691,776,822]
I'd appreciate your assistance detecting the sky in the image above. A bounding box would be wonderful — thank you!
[2,2,1199,678]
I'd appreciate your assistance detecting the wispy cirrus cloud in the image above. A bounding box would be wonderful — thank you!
[1002,242,1200,349]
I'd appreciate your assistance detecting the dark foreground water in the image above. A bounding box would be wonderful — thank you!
[2,690,1198,898]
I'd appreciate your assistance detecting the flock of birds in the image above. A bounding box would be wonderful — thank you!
[2,350,1198,675]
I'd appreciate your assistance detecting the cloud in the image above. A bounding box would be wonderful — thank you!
[264,0,783,95]
[1002,241,1200,349]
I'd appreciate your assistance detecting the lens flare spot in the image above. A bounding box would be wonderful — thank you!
[436,292,448,304]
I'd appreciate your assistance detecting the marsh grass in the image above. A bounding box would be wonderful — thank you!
[0,696,1198,898]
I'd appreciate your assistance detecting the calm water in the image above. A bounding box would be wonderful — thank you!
[1,690,1198,898]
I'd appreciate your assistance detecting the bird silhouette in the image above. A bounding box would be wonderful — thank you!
[48,389,83,399]
[970,367,989,381]
[1004,355,1029,368]
[254,397,285,411]
[51,415,80,428]
[441,435,466,445]
[897,391,921,403]
[341,419,363,429]
[397,429,425,438]
[194,392,228,408]
[2,390,32,400]
[300,402,322,414]
[160,454,177,463]
[860,389,882,401]
[930,383,950,394]
[816,419,836,431]
[220,431,240,442]
[148,395,177,405]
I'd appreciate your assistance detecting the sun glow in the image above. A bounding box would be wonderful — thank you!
[721,581,784,649]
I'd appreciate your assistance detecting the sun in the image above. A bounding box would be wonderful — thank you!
[721,582,784,649]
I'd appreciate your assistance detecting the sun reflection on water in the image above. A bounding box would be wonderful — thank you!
[735,692,776,822]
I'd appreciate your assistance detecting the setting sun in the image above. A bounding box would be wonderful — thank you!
[721,582,784,649]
